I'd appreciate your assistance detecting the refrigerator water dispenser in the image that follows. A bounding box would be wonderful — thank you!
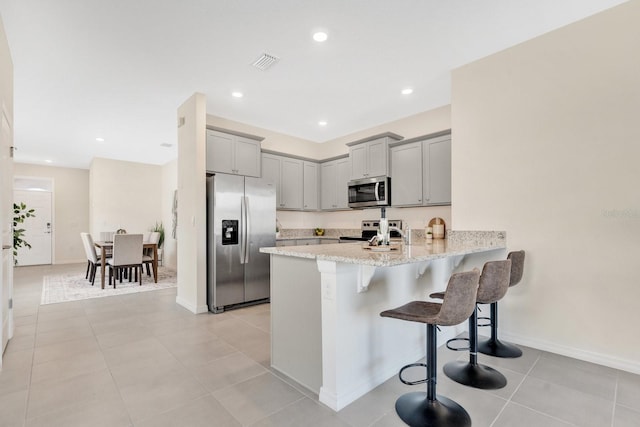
[222,219,238,245]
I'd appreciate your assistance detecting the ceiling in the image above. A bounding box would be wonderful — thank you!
[0,0,628,169]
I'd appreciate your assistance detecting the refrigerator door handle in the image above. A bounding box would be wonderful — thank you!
[240,195,247,264]
[244,196,250,264]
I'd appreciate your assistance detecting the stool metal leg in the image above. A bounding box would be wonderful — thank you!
[477,302,523,358]
[443,307,507,390]
[395,323,471,427]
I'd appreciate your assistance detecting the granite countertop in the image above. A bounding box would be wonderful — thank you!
[260,231,506,267]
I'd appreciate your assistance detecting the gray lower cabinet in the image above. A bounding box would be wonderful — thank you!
[321,157,350,210]
[262,153,303,210]
[303,161,319,211]
[390,133,451,207]
[206,129,261,177]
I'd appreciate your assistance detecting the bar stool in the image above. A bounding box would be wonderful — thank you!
[478,250,525,358]
[380,269,480,427]
[432,260,511,390]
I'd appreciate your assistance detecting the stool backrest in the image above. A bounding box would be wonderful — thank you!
[507,250,525,287]
[437,269,481,326]
[477,259,512,304]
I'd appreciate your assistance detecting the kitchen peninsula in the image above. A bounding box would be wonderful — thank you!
[260,231,506,411]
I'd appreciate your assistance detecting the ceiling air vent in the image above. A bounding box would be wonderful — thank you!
[251,53,280,71]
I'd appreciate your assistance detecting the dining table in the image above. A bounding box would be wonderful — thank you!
[94,241,159,289]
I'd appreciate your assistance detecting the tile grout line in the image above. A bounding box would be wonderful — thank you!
[611,371,618,427]
[244,395,307,427]
[488,351,541,427]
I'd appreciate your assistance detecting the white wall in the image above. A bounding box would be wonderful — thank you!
[13,164,89,264]
[451,1,640,372]
[89,157,163,236]
[0,14,14,367]
[176,93,208,314]
[207,115,324,159]
[319,105,452,159]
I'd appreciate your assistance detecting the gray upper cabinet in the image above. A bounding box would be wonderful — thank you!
[321,157,350,210]
[390,132,451,207]
[303,161,319,211]
[390,141,423,206]
[206,129,261,177]
[347,133,403,180]
[423,136,451,205]
[336,157,350,208]
[262,153,303,210]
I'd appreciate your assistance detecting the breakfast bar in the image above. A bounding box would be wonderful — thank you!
[260,231,506,411]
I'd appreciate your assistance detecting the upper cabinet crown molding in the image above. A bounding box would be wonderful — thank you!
[388,129,451,148]
[345,132,403,147]
[206,126,264,142]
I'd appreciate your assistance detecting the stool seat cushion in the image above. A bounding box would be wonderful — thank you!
[381,269,480,327]
[381,301,442,324]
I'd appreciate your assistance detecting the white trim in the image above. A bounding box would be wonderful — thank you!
[501,331,640,375]
[175,295,208,314]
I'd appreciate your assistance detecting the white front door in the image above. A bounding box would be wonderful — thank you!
[14,189,53,266]
[1,108,14,357]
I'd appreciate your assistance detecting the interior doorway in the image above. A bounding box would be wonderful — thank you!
[14,177,54,266]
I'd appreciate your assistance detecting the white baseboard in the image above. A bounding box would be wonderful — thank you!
[500,331,640,375]
[175,296,208,314]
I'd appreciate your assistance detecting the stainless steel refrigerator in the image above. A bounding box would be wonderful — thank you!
[207,173,276,313]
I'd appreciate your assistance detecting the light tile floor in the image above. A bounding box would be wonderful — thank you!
[2,263,640,426]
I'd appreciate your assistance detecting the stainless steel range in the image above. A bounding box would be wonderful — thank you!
[339,220,403,242]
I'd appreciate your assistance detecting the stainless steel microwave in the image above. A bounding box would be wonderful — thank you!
[348,176,391,208]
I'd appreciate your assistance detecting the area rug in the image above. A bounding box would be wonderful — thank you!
[41,267,177,305]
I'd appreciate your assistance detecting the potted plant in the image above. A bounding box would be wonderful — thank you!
[314,227,325,236]
[151,221,165,248]
[13,202,35,264]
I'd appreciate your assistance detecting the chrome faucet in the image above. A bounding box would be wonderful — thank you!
[390,225,412,245]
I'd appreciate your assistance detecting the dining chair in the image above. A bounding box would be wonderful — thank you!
[143,231,160,279]
[80,232,106,286]
[107,233,143,288]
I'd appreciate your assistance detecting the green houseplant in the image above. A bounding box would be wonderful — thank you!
[151,221,165,248]
[13,202,35,264]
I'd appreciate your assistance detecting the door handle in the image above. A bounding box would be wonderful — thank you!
[244,196,250,264]
[240,196,246,264]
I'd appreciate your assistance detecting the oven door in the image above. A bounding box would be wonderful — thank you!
[348,177,390,208]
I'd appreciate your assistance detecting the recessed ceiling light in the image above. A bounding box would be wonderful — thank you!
[44,159,52,163]
[401,88,413,95]
[232,91,243,98]
[95,137,105,142]
[313,32,328,42]
[318,121,327,126]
